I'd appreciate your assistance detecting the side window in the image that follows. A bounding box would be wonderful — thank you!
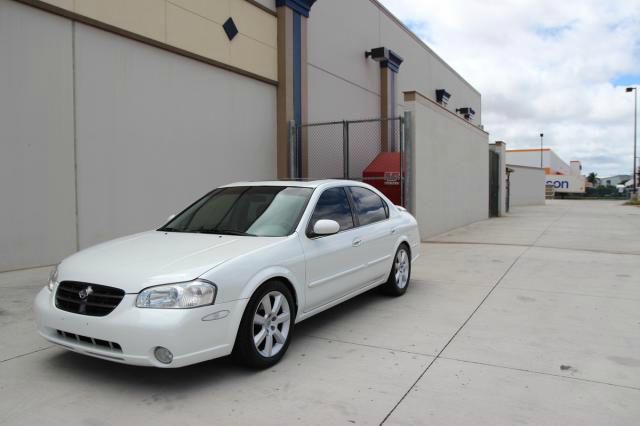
[349,187,388,226]
[308,187,354,234]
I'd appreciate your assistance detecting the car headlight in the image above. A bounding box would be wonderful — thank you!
[135,279,217,309]
[47,265,59,292]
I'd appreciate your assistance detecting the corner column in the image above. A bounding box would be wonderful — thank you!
[380,50,403,152]
[276,0,316,178]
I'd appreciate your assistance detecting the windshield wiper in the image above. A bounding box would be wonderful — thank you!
[158,227,182,232]
[193,228,256,236]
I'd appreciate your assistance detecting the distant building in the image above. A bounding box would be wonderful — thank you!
[596,175,631,187]
[506,148,585,193]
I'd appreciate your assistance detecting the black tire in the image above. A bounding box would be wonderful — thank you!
[233,280,295,369]
[381,244,411,296]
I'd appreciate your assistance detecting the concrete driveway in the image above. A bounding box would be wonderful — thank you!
[1,200,639,425]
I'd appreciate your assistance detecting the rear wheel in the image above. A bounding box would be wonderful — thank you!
[381,244,411,296]
[234,281,294,369]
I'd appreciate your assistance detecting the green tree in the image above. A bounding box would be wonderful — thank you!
[587,172,598,184]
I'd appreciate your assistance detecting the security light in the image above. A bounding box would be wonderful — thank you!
[455,107,475,120]
[436,89,451,106]
[626,87,635,93]
[365,47,390,62]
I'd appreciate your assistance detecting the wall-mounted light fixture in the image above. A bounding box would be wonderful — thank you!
[365,47,389,62]
[456,107,475,120]
[436,89,451,106]
[365,47,404,72]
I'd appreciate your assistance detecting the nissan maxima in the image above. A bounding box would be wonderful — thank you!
[34,180,420,368]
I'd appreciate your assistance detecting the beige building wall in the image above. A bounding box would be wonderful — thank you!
[74,23,277,248]
[0,1,77,271]
[35,0,278,81]
[0,0,277,270]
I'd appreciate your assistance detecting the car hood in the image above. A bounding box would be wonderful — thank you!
[57,231,284,293]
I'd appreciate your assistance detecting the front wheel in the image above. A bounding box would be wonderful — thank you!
[381,244,411,296]
[233,281,295,369]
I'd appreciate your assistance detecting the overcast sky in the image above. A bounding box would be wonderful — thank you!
[379,0,640,177]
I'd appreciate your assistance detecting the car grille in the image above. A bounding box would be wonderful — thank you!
[55,281,125,317]
[56,330,123,352]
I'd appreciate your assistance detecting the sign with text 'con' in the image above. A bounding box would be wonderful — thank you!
[545,175,586,193]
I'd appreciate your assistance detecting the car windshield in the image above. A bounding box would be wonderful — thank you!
[159,186,313,237]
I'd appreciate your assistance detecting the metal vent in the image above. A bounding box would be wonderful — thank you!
[56,330,123,352]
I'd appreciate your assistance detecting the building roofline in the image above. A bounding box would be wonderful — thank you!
[506,164,544,171]
[367,0,481,97]
[506,148,552,153]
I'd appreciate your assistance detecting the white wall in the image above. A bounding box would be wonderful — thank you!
[508,165,545,207]
[74,24,277,248]
[306,0,481,124]
[0,1,77,271]
[408,95,489,239]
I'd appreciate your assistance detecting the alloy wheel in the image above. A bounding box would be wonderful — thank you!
[252,291,291,357]
[395,248,410,289]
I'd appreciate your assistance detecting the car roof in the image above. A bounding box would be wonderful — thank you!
[220,179,366,189]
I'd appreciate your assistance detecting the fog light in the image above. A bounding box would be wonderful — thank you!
[154,346,173,364]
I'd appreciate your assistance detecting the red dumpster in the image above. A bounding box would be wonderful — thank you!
[362,152,402,205]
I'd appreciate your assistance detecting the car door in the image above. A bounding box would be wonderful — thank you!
[348,186,395,285]
[301,187,364,312]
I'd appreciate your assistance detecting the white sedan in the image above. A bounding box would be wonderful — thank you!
[34,180,420,368]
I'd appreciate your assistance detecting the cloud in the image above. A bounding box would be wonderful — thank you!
[379,0,640,176]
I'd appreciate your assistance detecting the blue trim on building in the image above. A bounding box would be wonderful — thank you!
[293,13,302,127]
[381,49,404,73]
[275,0,317,18]
[292,12,302,175]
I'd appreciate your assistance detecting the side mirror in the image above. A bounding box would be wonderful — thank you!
[313,219,340,236]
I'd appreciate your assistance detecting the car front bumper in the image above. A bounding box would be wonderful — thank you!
[34,288,247,368]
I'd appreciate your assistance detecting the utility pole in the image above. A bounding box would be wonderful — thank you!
[540,133,544,169]
[627,87,638,199]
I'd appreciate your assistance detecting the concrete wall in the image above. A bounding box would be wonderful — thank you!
[0,1,77,271]
[407,92,489,239]
[508,165,545,207]
[306,0,481,124]
[0,0,277,270]
[33,0,278,81]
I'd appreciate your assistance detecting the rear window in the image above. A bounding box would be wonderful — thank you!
[349,187,388,226]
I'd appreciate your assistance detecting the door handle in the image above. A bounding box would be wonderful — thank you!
[352,238,362,247]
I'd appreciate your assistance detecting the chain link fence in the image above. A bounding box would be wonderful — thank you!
[293,116,408,206]
[299,117,403,180]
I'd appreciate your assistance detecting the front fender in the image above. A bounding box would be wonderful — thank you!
[238,265,305,317]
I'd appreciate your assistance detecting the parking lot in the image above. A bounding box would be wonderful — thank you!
[1,200,639,425]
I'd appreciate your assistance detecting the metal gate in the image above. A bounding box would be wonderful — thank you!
[290,115,410,207]
[489,150,500,217]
